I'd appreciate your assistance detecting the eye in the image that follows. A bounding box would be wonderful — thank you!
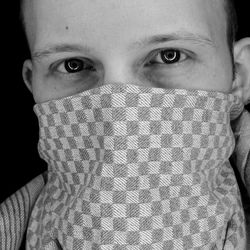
[150,49,188,65]
[57,58,95,73]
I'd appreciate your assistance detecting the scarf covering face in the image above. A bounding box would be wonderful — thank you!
[27,84,246,249]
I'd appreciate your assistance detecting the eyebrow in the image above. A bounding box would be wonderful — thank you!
[32,44,92,60]
[32,31,215,60]
[130,31,215,49]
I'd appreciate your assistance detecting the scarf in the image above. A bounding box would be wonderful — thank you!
[26,83,246,249]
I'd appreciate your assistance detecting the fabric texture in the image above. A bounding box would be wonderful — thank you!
[26,83,246,249]
[0,174,45,250]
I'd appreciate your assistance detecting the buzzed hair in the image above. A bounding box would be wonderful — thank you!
[223,0,237,77]
[224,0,238,52]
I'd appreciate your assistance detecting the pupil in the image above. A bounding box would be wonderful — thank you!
[161,50,180,64]
[65,59,83,72]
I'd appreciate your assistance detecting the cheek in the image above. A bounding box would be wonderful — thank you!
[183,70,232,94]
[31,68,60,103]
[32,69,101,103]
[207,61,233,93]
[142,65,197,90]
[143,66,218,92]
[180,58,233,93]
[209,46,234,93]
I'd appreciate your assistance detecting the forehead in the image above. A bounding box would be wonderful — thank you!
[23,0,227,53]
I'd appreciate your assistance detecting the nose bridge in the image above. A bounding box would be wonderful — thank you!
[101,53,136,86]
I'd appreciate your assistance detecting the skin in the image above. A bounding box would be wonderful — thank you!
[22,0,237,103]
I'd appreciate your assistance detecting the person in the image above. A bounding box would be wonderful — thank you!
[1,0,250,249]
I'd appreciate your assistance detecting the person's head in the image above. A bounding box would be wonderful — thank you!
[21,0,250,104]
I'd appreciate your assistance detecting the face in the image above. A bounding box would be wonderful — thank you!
[23,0,233,103]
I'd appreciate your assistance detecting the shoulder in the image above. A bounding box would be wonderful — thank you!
[0,172,46,250]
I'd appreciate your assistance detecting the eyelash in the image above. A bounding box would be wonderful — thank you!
[52,49,190,74]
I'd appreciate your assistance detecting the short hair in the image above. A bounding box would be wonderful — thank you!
[20,0,238,52]
[224,0,238,52]
[223,0,237,77]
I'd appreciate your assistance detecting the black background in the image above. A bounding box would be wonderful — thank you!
[0,2,249,204]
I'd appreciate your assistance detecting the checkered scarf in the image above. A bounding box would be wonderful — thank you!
[27,84,246,249]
